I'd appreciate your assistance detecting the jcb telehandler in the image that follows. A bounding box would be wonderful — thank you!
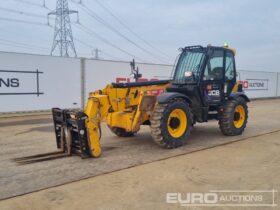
[52,45,249,158]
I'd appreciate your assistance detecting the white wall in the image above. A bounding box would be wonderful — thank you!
[84,59,172,102]
[0,52,81,113]
[277,73,280,97]
[85,61,279,100]
[237,70,278,98]
[0,52,279,113]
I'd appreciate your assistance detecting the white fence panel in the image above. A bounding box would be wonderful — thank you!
[1,51,280,114]
[237,70,278,98]
[84,59,172,101]
[277,73,280,97]
[0,52,81,112]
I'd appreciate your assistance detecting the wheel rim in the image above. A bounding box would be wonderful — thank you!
[233,105,245,128]
[167,109,187,138]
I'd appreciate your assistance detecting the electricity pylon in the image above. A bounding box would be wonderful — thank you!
[48,0,78,57]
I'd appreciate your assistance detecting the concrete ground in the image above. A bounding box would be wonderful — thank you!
[0,99,279,209]
[0,131,279,210]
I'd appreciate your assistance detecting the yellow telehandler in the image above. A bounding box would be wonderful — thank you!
[52,45,249,158]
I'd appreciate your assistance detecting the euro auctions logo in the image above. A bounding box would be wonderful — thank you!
[166,190,277,207]
[239,79,269,91]
[166,192,218,206]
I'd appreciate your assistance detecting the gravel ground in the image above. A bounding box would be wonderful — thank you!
[0,129,279,210]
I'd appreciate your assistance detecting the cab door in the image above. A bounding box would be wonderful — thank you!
[200,49,225,106]
[224,50,237,97]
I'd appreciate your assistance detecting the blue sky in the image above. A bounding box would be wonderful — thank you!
[0,0,279,71]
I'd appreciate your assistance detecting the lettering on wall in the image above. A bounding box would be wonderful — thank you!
[0,70,44,96]
[116,77,164,96]
[116,77,159,83]
[240,79,269,91]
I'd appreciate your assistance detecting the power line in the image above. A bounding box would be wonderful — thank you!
[80,2,166,63]
[71,0,166,63]
[0,41,49,52]
[13,0,43,7]
[75,23,144,61]
[0,1,146,61]
[0,7,50,20]
[99,49,122,61]
[12,0,51,10]
[94,0,170,59]
[0,17,49,26]
[75,38,121,60]
[74,23,146,62]
[0,42,48,52]
[74,38,95,49]
[0,38,49,51]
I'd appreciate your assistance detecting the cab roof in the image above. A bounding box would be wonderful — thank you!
[182,45,236,55]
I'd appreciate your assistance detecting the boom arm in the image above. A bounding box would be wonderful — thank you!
[84,95,110,157]
[52,80,170,158]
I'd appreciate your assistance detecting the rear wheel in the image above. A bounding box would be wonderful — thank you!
[219,97,248,136]
[108,126,136,137]
[150,98,192,148]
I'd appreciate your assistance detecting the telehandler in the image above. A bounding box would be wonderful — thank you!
[52,45,249,158]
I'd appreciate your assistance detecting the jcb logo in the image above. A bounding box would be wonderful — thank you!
[208,90,220,96]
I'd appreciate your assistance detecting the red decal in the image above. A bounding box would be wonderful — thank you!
[116,77,130,83]
[244,81,249,88]
[138,78,149,82]
[116,77,159,83]
[241,80,249,88]
[147,89,164,96]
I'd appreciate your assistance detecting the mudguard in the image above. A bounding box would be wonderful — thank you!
[157,92,192,104]
[229,92,250,102]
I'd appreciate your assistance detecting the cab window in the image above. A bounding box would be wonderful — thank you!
[225,52,235,80]
[203,50,224,81]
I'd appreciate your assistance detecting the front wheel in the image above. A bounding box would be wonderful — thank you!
[150,98,192,148]
[219,97,248,136]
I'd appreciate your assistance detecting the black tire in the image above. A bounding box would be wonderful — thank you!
[108,126,136,137]
[150,98,192,148]
[219,97,248,136]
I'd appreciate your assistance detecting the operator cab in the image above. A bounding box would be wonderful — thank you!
[167,45,238,122]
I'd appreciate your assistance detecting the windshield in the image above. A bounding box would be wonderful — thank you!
[173,50,205,83]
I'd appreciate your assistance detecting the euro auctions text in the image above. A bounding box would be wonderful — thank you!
[166,190,277,207]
